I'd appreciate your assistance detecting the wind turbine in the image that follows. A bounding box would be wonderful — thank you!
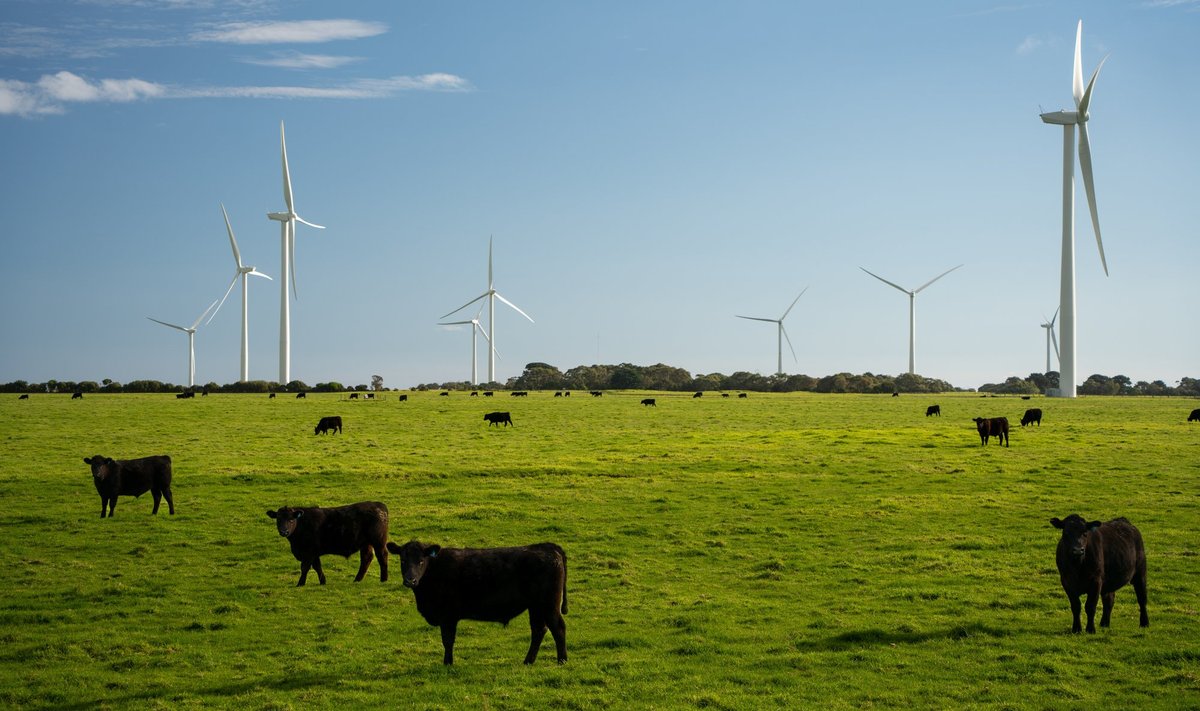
[1041,308,1061,374]
[148,300,219,388]
[735,287,808,376]
[441,236,533,384]
[860,264,962,375]
[266,121,324,386]
[208,204,272,382]
[1039,20,1109,398]
[438,306,494,385]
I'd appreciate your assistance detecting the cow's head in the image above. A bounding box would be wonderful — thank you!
[393,541,440,588]
[1050,514,1102,561]
[266,507,305,537]
[83,456,117,481]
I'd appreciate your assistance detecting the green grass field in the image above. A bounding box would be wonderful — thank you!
[1,391,1198,709]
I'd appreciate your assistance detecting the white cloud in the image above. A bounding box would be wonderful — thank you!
[177,74,473,99]
[1016,35,1042,55]
[192,19,387,44]
[242,52,362,69]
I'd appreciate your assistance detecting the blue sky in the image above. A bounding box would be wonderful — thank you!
[1,0,1197,389]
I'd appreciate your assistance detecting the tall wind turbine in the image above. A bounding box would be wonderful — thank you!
[1039,20,1109,398]
[266,121,324,386]
[441,237,533,384]
[148,300,219,388]
[860,265,962,375]
[438,306,493,385]
[1041,308,1061,374]
[209,204,272,382]
[736,287,808,376]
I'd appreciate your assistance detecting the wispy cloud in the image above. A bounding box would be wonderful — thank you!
[1,71,471,118]
[1142,0,1200,7]
[192,19,387,44]
[241,51,362,69]
[1016,35,1043,55]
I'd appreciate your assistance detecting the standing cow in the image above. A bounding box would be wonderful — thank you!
[387,540,568,665]
[973,417,1009,447]
[83,455,174,518]
[266,502,390,586]
[314,416,343,435]
[484,412,513,427]
[926,405,941,417]
[1050,514,1149,633]
[1188,408,1200,423]
[1021,408,1043,427]
[641,398,656,407]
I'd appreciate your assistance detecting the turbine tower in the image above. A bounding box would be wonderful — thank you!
[209,204,272,382]
[148,300,219,388]
[735,287,808,376]
[438,306,493,385]
[1039,20,1109,398]
[860,265,962,375]
[1041,308,1060,374]
[441,236,533,384]
[266,121,324,386]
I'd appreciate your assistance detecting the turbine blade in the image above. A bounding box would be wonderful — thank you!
[913,264,963,294]
[477,321,492,345]
[1050,328,1060,360]
[289,223,298,299]
[1077,55,1108,117]
[190,336,196,385]
[221,203,243,267]
[1077,123,1108,276]
[781,324,798,363]
[438,320,474,326]
[859,267,909,294]
[208,272,241,325]
[488,235,494,289]
[192,299,220,330]
[248,269,273,281]
[147,316,187,332]
[281,121,294,213]
[295,215,325,230]
[1072,20,1084,108]
[736,315,778,324]
[494,292,534,323]
[780,286,809,320]
[1051,307,1059,327]
[441,292,489,319]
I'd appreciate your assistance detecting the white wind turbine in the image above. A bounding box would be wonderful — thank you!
[860,264,962,375]
[736,287,808,376]
[266,121,324,386]
[148,300,219,388]
[1041,308,1061,375]
[441,236,533,384]
[1039,20,1110,398]
[438,306,494,386]
[208,204,272,382]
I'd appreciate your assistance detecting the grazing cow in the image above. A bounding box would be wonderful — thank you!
[314,416,343,435]
[83,455,174,518]
[1188,408,1200,423]
[972,417,1009,447]
[366,393,374,400]
[440,392,450,397]
[721,393,730,398]
[296,392,306,399]
[590,391,603,397]
[1022,395,1032,400]
[471,391,479,397]
[1050,514,1149,634]
[641,398,656,407]
[398,394,408,402]
[511,391,529,397]
[563,391,571,397]
[269,393,276,399]
[926,405,941,417]
[484,391,494,397]
[693,392,703,399]
[1021,408,1043,427]
[484,412,514,427]
[72,391,83,399]
[266,502,390,587]
[554,392,562,398]
[738,393,748,399]
[18,394,29,400]
[349,393,359,400]
[891,392,899,398]
[176,391,193,400]
[201,389,209,397]
[386,540,567,665]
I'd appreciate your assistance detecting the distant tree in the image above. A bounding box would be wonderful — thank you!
[371,375,384,391]
[609,364,644,389]
[691,373,723,391]
[100,380,123,393]
[354,384,368,392]
[513,363,564,390]
[284,380,309,393]
[76,381,100,393]
[1079,374,1117,396]
[312,382,343,393]
[0,381,29,393]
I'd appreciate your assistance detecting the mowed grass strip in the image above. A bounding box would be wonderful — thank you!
[1,391,1198,709]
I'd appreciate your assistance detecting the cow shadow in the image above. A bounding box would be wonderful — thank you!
[794,622,1008,651]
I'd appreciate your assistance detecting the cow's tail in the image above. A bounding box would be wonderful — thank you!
[554,543,568,615]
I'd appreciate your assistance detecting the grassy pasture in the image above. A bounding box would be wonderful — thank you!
[1,390,1198,710]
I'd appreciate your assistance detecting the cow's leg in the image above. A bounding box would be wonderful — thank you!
[440,621,458,665]
[1069,594,1082,633]
[99,497,108,518]
[312,558,327,585]
[151,488,162,514]
[524,611,547,664]
[376,544,388,583]
[1133,568,1150,628]
[1084,589,1099,633]
[355,546,374,582]
[549,610,567,663]
[1100,592,1116,627]
[163,486,175,515]
[298,561,311,586]
[107,497,118,517]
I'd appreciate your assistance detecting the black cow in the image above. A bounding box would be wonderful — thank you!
[18,394,29,400]
[349,393,359,400]
[471,391,479,397]
[484,412,513,427]
[201,389,209,397]
[590,391,603,397]
[554,392,562,398]
[296,392,306,399]
[366,393,374,400]
[176,390,194,399]
[721,393,729,398]
[83,455,174,518]
[484,391,494,397]
[1050,514,1149,633]
[386,540,567,665]
[1188,408,1200,422]
[1021,408,1043,427]
[269,393,276,399]
[972,417,1009,447]
[891,392,899,398]
[738,393,748,399]
[398,394,408,402]
[511,391,528,397]
[693,392,703,399]
[563,391,571,397]
[926,405,941,417]
[266,502,390,586]
[72,391,83,399]
[440,392,450,397]
[641,398,656,407]
[1022,395,1032,400]
[315,416,343,435]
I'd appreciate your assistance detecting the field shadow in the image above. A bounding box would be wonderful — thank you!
[795,622,1008,651]
[47,672,341,710]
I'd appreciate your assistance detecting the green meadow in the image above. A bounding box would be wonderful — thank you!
[1,391,1198,710]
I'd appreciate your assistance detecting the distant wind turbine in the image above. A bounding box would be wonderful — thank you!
[266,121,324,386]
[736,287,808,376]
[441,236,533,384]
[1041,308,1060,374]
[860,264,962,375]
[1039,20,1110,398]
[208,204,272,382]
[439,306,494,386]
[148,300,219,388]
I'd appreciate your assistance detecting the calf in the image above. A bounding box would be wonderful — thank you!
[484,412,513,427]
[314,416,343,435]
[386,540,567,665]
[1050,514,1149,633]
[1189,408,1200,423]
[641,398,656,407]
[398,394,408,402]
[266,502,390,586]
[1021,408,1043,427]
[972,417,1009,447]
[83,455,174,518]
[72,391,83,399]
[926,405,941,417]
[296,392,306,399]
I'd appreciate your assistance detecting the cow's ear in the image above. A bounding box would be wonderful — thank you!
[1050,518,1063,529]
[1087,521,1102,531]
[83,457,93,465]
[427,544,440,558]
[266,510,277,519]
